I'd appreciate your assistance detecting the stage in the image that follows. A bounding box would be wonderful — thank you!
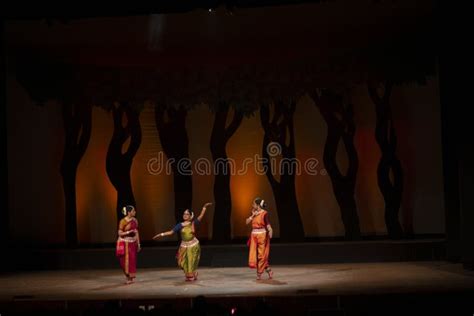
[1,261,474,315]
[3,238,446,270]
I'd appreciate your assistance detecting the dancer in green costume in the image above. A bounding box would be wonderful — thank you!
[153,202,212,281]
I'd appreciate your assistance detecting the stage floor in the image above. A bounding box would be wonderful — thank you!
[1,261,474,301]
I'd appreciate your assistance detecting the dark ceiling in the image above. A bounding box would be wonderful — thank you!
[2,0,327,20]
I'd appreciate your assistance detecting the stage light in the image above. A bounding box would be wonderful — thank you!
[231,307,237,314]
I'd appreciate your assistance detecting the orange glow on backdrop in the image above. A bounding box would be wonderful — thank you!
[76,107,116,243]
[228,111,279,238]
[131,105,176,241]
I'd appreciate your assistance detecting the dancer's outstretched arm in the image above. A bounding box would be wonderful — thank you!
[197,202,212,222]
[152,230,174,240]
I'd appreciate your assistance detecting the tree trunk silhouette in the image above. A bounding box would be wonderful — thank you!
[368,81,404,239]
[106,102,142,223]
[210,101,243,242]
[60,103,92,246]
[260,101,305,242]
[311,90,361,240]
[154,105,192,222]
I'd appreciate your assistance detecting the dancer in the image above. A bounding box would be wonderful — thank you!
[246,197,273,280]
[116,205,141,284]
[153,202,212,281]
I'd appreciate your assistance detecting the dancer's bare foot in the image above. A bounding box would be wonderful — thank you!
[266,268,273,279]
[256,274,262,281]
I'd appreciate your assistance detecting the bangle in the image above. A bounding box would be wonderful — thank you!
[160,233,164,237]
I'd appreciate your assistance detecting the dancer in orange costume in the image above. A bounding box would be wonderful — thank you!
[246,197,274,280]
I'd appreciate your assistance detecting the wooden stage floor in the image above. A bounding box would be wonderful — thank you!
[1,261,473,314]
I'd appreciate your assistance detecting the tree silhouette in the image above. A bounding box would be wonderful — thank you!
[15,62,92,245]
[209,101,243,242]
[60,102,92,245]
[368,81,403,239]
[260,100,305,242]
[154,104,192,222]
[104,102,142,223]
[311,89,361,240]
